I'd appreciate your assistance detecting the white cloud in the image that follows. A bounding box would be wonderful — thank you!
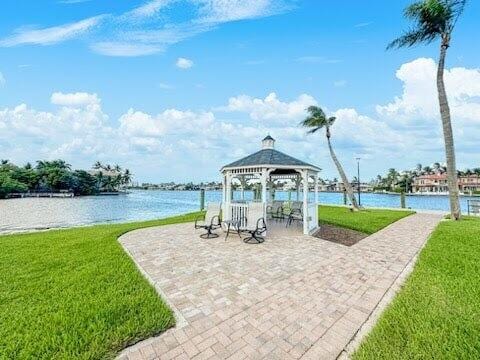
[4,58,480,180]
[0,95,113,160]
[194,0,288,23]
[119,108,215,138]
[0,16,105,47]
[50,92,100,107]
[221,92,317,124]
[332,108,403,153]
[1,1,292,56]
[0,72,5,86]
[125,0,173,19]
[90,42,163,57]
[377,58,480,127]
[176,57,194,69]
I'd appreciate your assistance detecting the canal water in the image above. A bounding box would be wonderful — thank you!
[0,190,476,233]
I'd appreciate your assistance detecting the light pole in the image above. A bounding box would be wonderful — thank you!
[356,157,361,207]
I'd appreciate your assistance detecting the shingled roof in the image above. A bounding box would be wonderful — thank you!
[222,148,320,170]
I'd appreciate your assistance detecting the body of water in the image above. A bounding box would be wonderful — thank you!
[0,190,477,233]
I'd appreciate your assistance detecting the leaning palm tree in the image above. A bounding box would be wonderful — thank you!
[301,106,359,210]
[388,0,466,220]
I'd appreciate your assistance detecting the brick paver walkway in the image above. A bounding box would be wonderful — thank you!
[118,213,442,360]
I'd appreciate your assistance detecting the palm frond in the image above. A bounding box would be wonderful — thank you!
[447,0,467,30]
[307,127,321,134]
[388,0,467,49]
[327,116,336,126]
[387,28,437,49]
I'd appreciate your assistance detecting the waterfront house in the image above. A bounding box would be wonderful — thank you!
[459,175,480,193]
[412,173,480,194]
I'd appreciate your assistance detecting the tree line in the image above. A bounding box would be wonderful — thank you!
[0,160,132,199]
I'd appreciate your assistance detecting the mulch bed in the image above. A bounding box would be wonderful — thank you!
[314,223,368,246]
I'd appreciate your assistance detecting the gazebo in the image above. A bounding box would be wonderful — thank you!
[220,136,321,235]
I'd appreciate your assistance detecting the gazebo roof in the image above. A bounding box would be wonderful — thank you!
[221,137,320,172]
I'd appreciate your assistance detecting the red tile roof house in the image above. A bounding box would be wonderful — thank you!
[412,174,480,194]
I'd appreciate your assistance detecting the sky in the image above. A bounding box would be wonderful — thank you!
[0,0,479,183]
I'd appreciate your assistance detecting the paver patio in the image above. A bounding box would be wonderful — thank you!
[117,213,442,360]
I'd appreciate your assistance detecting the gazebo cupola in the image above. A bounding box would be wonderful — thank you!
[262,135,275,149]
[220,136,321,235]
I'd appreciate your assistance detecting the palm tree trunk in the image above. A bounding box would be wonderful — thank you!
[437,39,461,220]
[326,136,359,209]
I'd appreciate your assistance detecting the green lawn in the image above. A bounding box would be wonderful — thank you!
[0,212,201,360]
[319,205,414,234]
[354,217,480,359]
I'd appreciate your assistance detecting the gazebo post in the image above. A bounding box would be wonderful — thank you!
[222,173,227,203]
[261,169,268,204]
[302,170,309,235]
[295,175,301,201]
[225,172,232,221]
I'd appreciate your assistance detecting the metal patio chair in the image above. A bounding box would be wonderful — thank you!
[195,202,221,238]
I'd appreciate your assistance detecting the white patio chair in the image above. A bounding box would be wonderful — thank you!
[195,202,221,239]
[241,202,267,244]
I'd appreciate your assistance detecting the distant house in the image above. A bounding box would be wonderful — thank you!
[412,174,448,193]
[412,174,480,194]
[459,175,480,193]
[320,181,373,193]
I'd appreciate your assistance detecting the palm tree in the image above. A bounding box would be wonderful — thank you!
[93,161,103,170]
[388,0,466,219]
[415,163,423,175]
[301,106,359,210]
[423,165,433,175]
[122,169,132,187]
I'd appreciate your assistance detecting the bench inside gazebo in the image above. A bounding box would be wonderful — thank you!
[220,136,321,236]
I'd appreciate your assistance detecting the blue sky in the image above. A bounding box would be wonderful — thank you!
[1,0,479,182]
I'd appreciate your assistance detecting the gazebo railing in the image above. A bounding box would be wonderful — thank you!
[229,202,249,228]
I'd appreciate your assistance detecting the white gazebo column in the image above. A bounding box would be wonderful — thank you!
[225,172,233,221]
[222,173,227,203]
[261,169,268,204]
[302,170,309,235]
[295,175,301,201]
